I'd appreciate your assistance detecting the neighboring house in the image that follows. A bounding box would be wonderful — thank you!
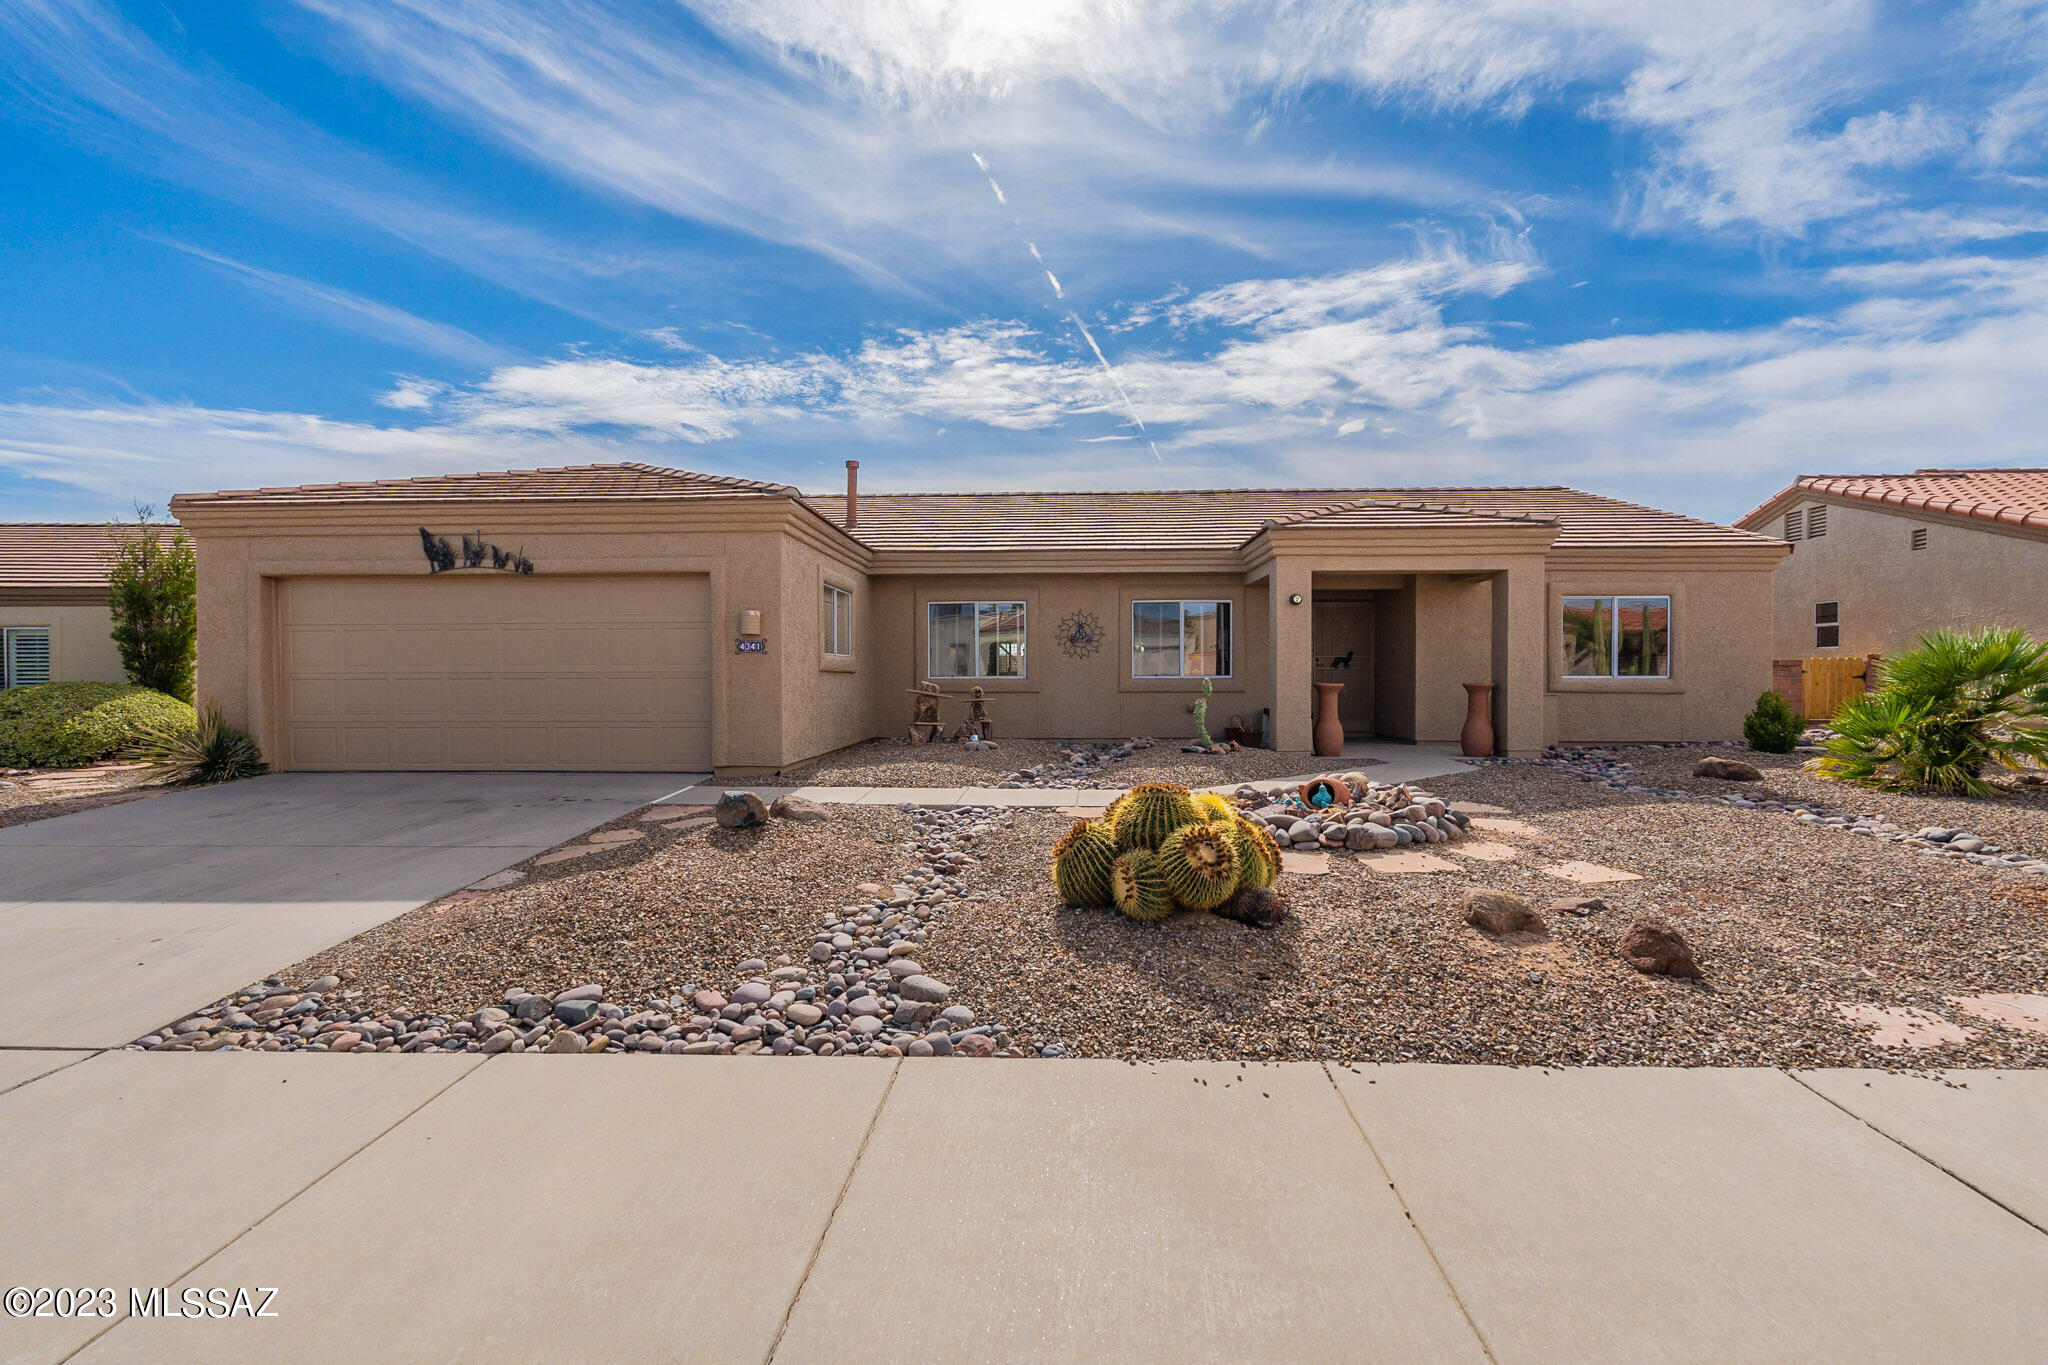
[0,524,126,690]
[169,463,1787,774]
[1736,468,2048,659]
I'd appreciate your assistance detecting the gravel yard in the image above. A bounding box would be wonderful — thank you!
[149,757,2048,1068]
[1579,744,2048,858]
[924,763,2048,1067]
[278,805,914,1019]
[766,735,1331,789]
[0,762,173,829]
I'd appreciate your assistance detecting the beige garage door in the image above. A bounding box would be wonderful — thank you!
[279,575,711,771]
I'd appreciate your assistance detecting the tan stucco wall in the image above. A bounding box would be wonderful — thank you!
[175,499,866,774]
[1763,499,2048,658]
[0,601,125,685]
[854,574,1272,746]
[1541,561,1779,745]
[774,534,875,768]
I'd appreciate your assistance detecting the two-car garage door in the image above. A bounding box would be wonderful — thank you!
[279,575,711,771]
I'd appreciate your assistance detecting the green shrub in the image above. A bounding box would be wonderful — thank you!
[1812,627,2048,795]
[0,681,196,768]
[1742,689,1803,753]
[106,512,198,703]
[130,702,267,785]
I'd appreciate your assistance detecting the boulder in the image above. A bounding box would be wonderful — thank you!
[1693,756,1763,781]
[714,791,770,829]
[1461,890,1546,937]
[1619,917,1702,978]
[770,794,831,823]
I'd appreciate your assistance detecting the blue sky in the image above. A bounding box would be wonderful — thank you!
[4,1,2047,525]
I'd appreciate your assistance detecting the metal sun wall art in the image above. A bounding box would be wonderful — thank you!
[419,527,535,575]
[1057,609,1105,659]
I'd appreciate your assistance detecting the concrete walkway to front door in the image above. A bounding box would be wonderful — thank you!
[0,772,696,1049]
[1,1057,2043,1362]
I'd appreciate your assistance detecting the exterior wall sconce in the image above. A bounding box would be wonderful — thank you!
[739,609,763,636]
[1289,593,1304,605]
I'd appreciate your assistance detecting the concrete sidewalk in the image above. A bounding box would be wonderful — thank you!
[3,1059,2043,1363]
[0,772,693,1049]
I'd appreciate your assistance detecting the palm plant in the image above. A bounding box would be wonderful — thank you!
[130,702,268,785]
[1813,628,2048,795]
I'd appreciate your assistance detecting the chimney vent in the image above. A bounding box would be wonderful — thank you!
[845,460,859,528]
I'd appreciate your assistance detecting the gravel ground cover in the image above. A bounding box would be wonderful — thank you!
[0,762,172,829]
[271,805,915,1016]
[1581,743,2048,857]
[923,763,2048,1067]
[766,738,1115,787]
[765,735,1333,789]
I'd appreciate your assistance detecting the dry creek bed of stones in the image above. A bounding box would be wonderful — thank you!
[133,800,1041,1060]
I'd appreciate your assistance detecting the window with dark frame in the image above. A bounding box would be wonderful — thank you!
[1814,601,1840,649]
[1132,600,1233,678]
[928,601,1026,679]
[1560,597,1671,678]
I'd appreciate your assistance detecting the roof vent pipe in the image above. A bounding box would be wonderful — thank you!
[845,460,859,527]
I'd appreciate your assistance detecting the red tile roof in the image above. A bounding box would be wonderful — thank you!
[1740,468,2048,532]
[0,524,119,593]
[172,462,795,507]
[809,486,1769,552]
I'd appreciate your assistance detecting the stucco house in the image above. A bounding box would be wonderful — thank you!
[0,524,126,690]
[169,462,1787,775]
[1736,468,2048,659]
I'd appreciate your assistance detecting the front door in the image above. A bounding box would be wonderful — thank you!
[1311,598,1376,737]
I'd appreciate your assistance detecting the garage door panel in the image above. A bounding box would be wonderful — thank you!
[280,576,712,771]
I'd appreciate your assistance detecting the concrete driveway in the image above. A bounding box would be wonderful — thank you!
[0,772,694,1049]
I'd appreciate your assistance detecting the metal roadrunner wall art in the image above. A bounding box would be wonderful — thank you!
[1056,609,1105,659]
[419,528,535,575]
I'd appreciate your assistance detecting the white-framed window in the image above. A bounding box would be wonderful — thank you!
[1561,597,1671,678]
[1807,506,1828,538]
[821,583,853,657]
[1132,600,1233,678]
[1910,527,1927,552]
[1815,601,1840,649]
[928,601,1025,679]
[3,627,51,688]
[1783,509,1804,542]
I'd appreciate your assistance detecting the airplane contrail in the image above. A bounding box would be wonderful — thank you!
[971,152,1162,464]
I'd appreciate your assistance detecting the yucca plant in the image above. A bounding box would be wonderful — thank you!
[130,702,268,785]
[1813,627,2048,795]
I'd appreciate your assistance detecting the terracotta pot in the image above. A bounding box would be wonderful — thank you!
[1312,681,1345,758]
[1461,682,1495,757]
[1297,776,1353,807]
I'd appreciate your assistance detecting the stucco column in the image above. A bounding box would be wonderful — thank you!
[1267,559,1315,753]
[1489,561,1546,757]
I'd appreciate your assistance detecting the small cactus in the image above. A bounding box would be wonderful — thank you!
[1156,820,1240,910]
[1110,846,1174,922]
[1192,791,1237,823]
[1191,677,1214,748]
[1229,816,1281,891]
[1112,782,1199,852]
[1050,818,1117,907]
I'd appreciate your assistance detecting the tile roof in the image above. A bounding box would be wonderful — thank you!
[172,462,796,507]
[1741,468,2048,532]
[809,486,1770,552]
[0,524,119,593]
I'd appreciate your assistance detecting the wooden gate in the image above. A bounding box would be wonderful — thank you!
[1800,655,1871,720]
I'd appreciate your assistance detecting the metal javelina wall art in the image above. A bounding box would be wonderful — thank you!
[419,527,534,575]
